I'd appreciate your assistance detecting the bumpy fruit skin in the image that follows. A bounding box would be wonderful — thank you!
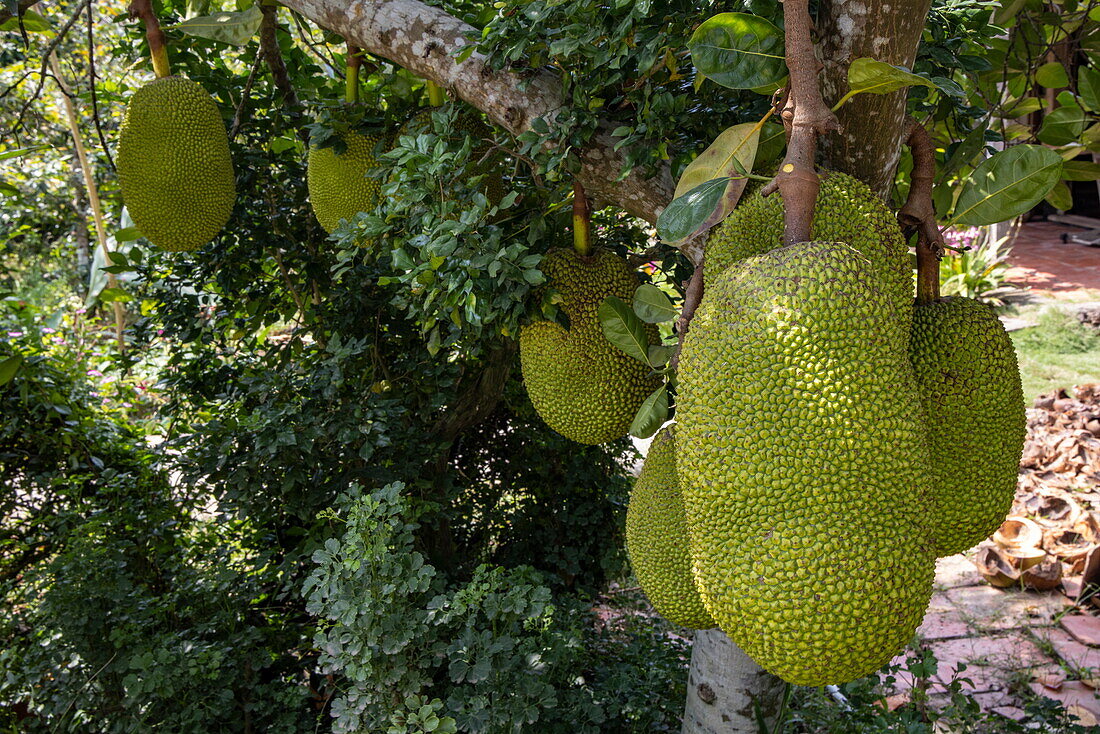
[116,76,235,252]
[519,249,659,445]
[677,241,935,686]
[706,170,912,334]
[910,297,1026,556]
[307,132,385,233]
[626,427,715,629]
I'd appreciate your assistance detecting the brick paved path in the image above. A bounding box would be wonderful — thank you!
[1005,222,1100,293]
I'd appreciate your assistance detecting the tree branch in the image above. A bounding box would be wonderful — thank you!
[277,0,675,225]
[761,0,838,245]
[898,118,944,303]
[668,261,703,372]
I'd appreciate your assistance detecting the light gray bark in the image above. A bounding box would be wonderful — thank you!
[682,629,785,733]
[278,0,674,225]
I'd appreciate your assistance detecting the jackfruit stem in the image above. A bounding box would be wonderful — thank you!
[759,0,839,246]
[346,43,361,104]
[669,261,704,372]
[572,180,592,256]
[426,80,447,106]
[899,119,945,304]
[128,0,170,78]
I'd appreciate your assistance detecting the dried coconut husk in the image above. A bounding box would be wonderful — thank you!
[994,516,1045,549]
[975,545,1022,588]
[1023,555,1063,591]
[1043,529,1095,574]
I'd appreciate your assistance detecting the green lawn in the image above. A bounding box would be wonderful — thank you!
[1009,306,1100,401]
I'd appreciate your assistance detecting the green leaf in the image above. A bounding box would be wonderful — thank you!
[98,287,132,303]
[1003,97,1042,118]
[632,284,677,323]
[1035,62,1069,89]
[170,4,263,46]
[671,121,762,240]
[646,344,676,368]
[656,177,732,244]
[0,355,23,387]
[0,145,48,162]
[845,58,936,98]
[0,9,52,32]
[598,296,650,365]
[1045,179,1072,211]
[940,122,988,179]
[115,226,142,242]
[1061,161,1100,181]
[629,385,668,439]
[1083,67,1100,112]
[688,13,786,90]
[952,145,1063,226]
[1037,106,1087,146]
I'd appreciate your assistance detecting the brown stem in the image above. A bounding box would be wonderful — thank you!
[669,262,704,372]
[898,118,944,303]
[761,0,839,246]
[229,54,263,140]
[128,0,170,78]
[259,3,302,113]
[572,180,591,256]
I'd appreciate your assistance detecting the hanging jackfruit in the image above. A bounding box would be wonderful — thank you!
[307,131,385,234]
[910,297,1026,556]
[626,427,714,629]
[116,76,236,252]
[519,248,659,445]
[677,241,935,686]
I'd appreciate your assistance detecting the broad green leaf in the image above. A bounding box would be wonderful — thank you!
[0,9,52,32]
[1084,67,1100,113]
[688,13,786,90]
[0,145,48,162]
[633,284,677,323]
[1003,97,1042,117]
[669,121,761,240]
[1044,179,1072,211]
[1061,161,1100,180]
[755,121,786,166]
[629,385,668,439]
[170,4,263,46]
[598,296,650,365]
[115,227,142,242]
[656,177,731,245]
[98,287,132,303]
[952,145,1062,226]
[845,58,936,98]
[0,355,22,386]
[1037,106,1087,146]
[0,181,17,197]
[1035,61,1069,89]
[941,122,988,179]
[646,344,676,368]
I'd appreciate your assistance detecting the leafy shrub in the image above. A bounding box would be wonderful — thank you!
[939,227,1017,305]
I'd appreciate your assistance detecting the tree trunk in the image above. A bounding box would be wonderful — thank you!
[682,630,785,733]
[817,0,934,197]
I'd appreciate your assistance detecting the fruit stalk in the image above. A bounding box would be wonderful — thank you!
[898,118,944,304]
[426,79,446,106]
[128,0,170,78]
[346,42,361,104]
[572,180,591,257]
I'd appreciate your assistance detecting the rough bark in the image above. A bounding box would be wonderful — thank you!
[682,629,785,733]
[277,0,674,224]
[817,0,933,197]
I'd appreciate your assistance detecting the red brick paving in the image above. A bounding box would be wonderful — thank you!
[1004,221,1100,292]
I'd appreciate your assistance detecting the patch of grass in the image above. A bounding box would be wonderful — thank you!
[1010,307,1100,400]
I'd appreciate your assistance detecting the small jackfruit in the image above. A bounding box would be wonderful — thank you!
[706,170,912,333]
[677,241,935,686]
[307,131,385,233]
[116,76,235,252]
[910,297,1026,556]
[519,249,659,445]
[626,427,714,630]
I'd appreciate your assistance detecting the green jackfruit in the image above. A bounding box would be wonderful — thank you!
[626,427,714,629]
[116,76,235,252]
[519,249,659,445]
[910,297,1026,556]
[706,170,912,333]
[307,131,385,233]
[677,241,935,686]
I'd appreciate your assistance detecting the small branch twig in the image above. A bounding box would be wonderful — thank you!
[761,0,839,246]
[229,52,263,140]
[669,261,704,372]
[898,118,944,303]
[127,0,170,78]
[86,0,115,173]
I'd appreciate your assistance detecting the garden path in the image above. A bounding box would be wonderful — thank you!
[1005,222,1100,295]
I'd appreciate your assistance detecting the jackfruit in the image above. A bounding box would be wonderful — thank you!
[706,170,912,333]
[519,248,660,445]
[677,241,935,686]
[116,76,235,252]
[910,297,1026,556]
[307,131,385,233]
[626,427,714,629]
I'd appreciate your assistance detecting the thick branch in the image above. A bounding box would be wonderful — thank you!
[278,0,674,224]
[899,118,944,303]
[761,0,838,245]
[259,4,303,114]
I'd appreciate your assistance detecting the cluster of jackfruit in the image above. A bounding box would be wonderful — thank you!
[519,248,660,445]
[116,76,236,252]
[622,170,1025,686]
